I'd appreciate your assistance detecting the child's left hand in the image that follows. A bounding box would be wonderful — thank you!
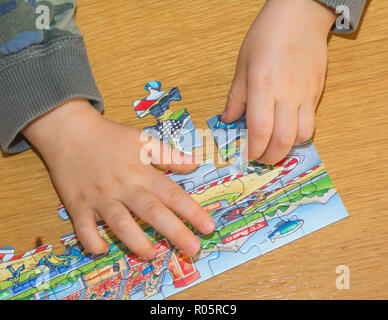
[221,0,337,164]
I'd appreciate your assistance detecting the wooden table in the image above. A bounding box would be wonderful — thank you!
[0,0,387,299]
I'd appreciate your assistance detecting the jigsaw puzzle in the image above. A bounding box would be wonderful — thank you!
[0,84,349,300]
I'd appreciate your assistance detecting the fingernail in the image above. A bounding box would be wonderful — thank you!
[185,240,199,256]
[204,220,215,234]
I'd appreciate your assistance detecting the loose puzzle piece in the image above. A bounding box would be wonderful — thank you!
[133,81,202,154]
[207,113,247,161]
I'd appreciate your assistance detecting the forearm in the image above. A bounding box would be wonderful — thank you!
[0,0,103,154]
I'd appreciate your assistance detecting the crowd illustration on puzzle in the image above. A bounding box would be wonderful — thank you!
[0,81,348,300]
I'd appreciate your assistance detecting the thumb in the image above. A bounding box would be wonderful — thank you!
[222,70,247,124]
[153,145,200,174]
[140,131,200,173]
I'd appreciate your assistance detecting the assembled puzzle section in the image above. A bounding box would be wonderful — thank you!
[1,139,348,300]
[0,83,349,299]
[132,81,202,154]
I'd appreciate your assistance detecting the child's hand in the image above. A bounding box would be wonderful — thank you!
[222,0,337,164]
[22,99,215,259]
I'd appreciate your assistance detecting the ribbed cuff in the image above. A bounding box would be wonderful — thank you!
[318,0,367,33]
[0,36,104,153]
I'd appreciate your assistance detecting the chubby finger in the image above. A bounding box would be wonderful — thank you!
[245,89,275,160]
[139,131,199,173]
[258,102,298,164]
[121,186,201,256]
[222,68,247,123]
[71,206,110,255]
[147,171,215,235]
[295,104,316,144]
[98,199,157,260]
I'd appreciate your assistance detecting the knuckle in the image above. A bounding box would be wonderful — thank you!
[112,174,125,186]
[67,194,88,211]
[250,73,274,92]
[250,123,272,140]
[275,134,295,150]
[75,221,90,236]
[167,186,185,204]
[111,214,128,232]
[144,201,163,219]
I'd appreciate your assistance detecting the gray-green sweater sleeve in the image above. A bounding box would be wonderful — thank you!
[318,0,368,33]
[0,0,103,154]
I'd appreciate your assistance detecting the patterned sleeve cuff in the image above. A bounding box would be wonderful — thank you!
[0,36,104,153]
[317,0,367,33]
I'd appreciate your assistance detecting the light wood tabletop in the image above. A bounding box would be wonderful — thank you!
[0,0,387,299]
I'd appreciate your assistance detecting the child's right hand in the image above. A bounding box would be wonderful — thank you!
[22,98,215,259]
[222,0,337,164]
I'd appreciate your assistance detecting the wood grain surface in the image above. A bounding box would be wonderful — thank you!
[0,0,387,299]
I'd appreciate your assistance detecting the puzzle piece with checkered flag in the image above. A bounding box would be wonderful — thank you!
[132,81,202,154]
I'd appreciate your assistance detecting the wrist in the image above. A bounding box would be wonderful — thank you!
[264,0,337,36]
[22,98,103,156]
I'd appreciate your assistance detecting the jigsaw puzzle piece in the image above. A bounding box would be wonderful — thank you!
[190,174,247,231]
[202,191,267,277]
[132,81,181,119]
[79,247,116,300]
[32,234,94,300]
[57,202,69,221]
[159,247,215,299]
[113,252,168,301]
[175,110,203,153]
[144,108,202,154]
[132,81,202,155]
[207,238,262,277]
[0,243,56,300]
[207,114,247,160]
[120,239,173,300]
[206,114,247,149]
[49,268,86,300]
